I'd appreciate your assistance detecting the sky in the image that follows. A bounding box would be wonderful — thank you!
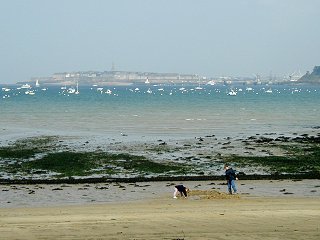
[1,0,319,83]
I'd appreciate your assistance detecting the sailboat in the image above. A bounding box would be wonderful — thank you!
[195,80,203,90]
[75,81,79,94]
[35,79,40,87]
[67,87,76,94]
[227,89,237,96]
[265,88,272,93]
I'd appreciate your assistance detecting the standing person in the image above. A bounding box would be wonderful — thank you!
[224,164,238,194]
[173,185,189,198]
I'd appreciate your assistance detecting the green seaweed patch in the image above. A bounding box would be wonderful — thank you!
[17,151,191,177]
[0,147,39,159]
[0,136,59,159]
[22,152,97,177]
[14,136,58,148]
[224,144,320,173]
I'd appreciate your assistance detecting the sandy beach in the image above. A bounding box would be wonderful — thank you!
[1,180,319,240]
[1,125,319,240]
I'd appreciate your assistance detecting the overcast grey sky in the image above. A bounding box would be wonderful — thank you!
[1,0,319,83]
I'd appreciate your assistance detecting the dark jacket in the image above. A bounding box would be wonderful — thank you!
[175,185,188,197]
[225,168,236,181]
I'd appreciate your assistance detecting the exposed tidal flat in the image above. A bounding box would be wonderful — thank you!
[0,130,319,182]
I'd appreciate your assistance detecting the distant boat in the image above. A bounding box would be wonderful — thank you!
[25,90,35,95]
[68,87,76,94]
[265,88,272,93]
[21,84,31,89]
[206,80,215,86]
[195,81,203,90]
[75,82,79,94]
[35,80,40,87]
[228,89,237,96]
[97,87,103,94]
[61,85,67,90]
[145,77,150,84]
[106,89,112,95]
[2,88,11,92]
[146,88,152,94]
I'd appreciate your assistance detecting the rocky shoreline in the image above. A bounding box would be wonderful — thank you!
[1,130,319,182]
[1,172,320,185]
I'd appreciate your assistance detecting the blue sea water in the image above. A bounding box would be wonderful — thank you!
[1,83,319,142]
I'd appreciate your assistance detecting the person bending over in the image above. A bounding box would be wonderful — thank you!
[173,185,189,198]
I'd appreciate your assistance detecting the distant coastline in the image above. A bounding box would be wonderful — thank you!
[15,66,320,87]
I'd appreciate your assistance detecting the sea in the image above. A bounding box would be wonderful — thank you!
[1,83,320,144]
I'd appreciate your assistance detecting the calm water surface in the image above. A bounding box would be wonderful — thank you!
[1,84,319,142]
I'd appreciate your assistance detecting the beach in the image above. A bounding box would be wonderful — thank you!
[1,84,320,239]
[1,180,320,239]
[0,195,319,240]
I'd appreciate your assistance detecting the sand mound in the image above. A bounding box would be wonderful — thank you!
[189,189,240,199]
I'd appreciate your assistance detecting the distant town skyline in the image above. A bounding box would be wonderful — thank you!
[1,0,319,84]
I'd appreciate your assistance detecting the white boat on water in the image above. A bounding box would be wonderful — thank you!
[227,89,237,96]
[265,88,273,93]
[246,87,253,91]
[75,82,79,94]
[68,87,76,94]
[206,80,215,86]
[106,89,112,95]
[2,88,11,92]
[25,90,35,95]
[21,84,31,89]
[145,77,150,84]
[35,80,40,87]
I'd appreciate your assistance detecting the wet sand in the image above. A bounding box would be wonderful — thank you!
[0,195,319,239]
[1,180,320,208]
[1,180,320,239]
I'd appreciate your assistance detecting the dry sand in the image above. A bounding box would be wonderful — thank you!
[0,189,319,240]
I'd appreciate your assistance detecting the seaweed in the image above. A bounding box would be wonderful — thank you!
[0,136,58,159]
[22,152,98,177]
[0,147,39,159]
[224,144,320,173]
[15,151,191,177]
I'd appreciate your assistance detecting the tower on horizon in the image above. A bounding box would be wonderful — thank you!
[111,62,115,71]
